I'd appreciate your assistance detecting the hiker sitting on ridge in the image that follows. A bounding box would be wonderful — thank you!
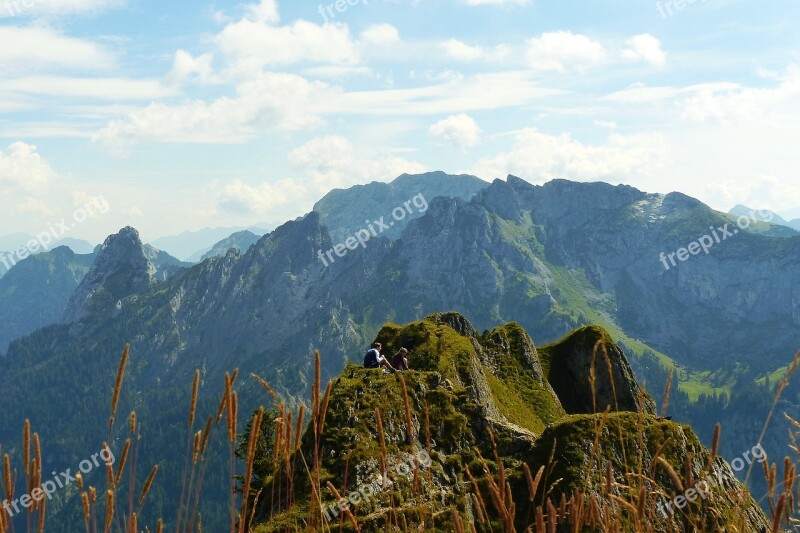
[363,342,395,371]
[392,348,410,371]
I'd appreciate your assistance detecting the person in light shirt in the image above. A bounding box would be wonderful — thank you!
[363,342,395,371]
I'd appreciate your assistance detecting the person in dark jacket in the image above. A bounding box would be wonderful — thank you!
[363,342,395,370]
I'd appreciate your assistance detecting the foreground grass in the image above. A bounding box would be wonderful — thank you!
[2,343,800,532]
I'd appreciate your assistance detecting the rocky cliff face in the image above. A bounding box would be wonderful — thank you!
[253,314,768,532]
[199,230,261,261]
[62,226,186,323]
[313,171,488,242]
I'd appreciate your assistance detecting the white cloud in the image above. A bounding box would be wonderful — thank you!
[429,114,481,150]
[603,83,681,104]
[245,0,279,24]
[96,71,557,145]
[0,26,114,72]
[317,71,559,115]
[213,132,423,216]
[622,34,666,68]
[442,39,484,61]
[0,142,56,192]
[471,128,668,182]
[0,0,122,18]
[287,136,427,192]
[214,14,360,76]
[679,66,800,123]
[594,120,618,130]
[705,175,800,214]
[165,50,214,86]
[360,24,400,47]
[0,76,174,100]
[218,178,305,214]
[301,65,372,78]
[526,31,607,72]
[94,73,325,145]
[604,65,800,124]
[12,197,53,216]
[441,39,511,62]
[462,0,529,5]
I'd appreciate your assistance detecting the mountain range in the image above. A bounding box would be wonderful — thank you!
[150,224,275,262]
[729,204,800,231]
[0,171,798,530]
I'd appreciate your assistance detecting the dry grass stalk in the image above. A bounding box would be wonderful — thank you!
[193,431,201,466]
[81,492,91,533]
[326,481,360,531]
[746,350,800,486]
[139,464,158,507]
[104,490,115,533]
[38,490,46,533]
[251,373,278,401]
[2,453,12,504]
[661,367,674,417]
[772,493,786,532]
[23,419,30,476]
[115,439,131,485]
[239,406,264,533]
[190,369,200,428]
[294,405,305,453]
[110,344,130,434]
[655,457,684,494]
[319,382,332,437]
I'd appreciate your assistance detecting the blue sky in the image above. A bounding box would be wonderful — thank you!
[1,0,799,243]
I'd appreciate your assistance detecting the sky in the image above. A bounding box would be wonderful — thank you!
[1,0,799,244]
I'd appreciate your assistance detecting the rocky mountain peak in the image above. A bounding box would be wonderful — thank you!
[63,226,183,323]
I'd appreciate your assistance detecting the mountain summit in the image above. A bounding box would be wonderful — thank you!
[63,226,186,323]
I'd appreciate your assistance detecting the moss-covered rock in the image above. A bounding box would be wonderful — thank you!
[540,325,657,415]
[252,313,767,532]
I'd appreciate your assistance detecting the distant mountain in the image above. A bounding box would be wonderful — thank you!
[152,225,273,262]
[199,230,261,261]
[0,235,94,278]
[0,246,94,353]
[729,204,788,224]
[727,204,797,236]
[313,171,488,242]
[54,237,95,254]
